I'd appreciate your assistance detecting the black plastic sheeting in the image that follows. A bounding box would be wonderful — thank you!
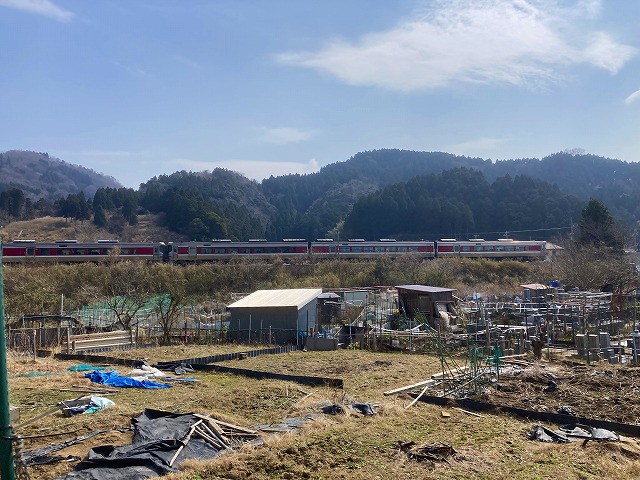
[55,409,225,480]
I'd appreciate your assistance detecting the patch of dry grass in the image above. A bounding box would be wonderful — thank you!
[7,346,640,480]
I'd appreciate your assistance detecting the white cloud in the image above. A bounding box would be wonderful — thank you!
[0,0,73,22]
[276,0,635,92]
[258,127,315,145]
[169,158,320,181]
[625,88,640,106]
[447,137,507,156]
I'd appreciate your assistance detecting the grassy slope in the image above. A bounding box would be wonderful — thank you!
[0,214,184,243]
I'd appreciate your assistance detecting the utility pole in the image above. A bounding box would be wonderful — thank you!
[0,241,16,480]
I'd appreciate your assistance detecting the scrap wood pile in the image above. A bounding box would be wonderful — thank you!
[52,409,260,480]
[383,357,522,405]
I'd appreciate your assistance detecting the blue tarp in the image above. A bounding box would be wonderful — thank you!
[85,370,171,389]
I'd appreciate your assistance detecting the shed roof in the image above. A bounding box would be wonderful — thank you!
[318,292,341,299]
[520,283,548,290]
[395,285,456,294]
[228,288,323,309]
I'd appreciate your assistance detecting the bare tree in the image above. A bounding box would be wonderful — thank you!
[150,265,190,343]
[84,261,153,329]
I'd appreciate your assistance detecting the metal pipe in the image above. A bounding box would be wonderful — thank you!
[0,241,16,480]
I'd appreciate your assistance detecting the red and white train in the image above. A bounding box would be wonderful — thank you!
[1,238,546,263]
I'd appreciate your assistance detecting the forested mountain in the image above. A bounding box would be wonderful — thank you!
[3,148,640,243]
[138,170,272,240]
[0,150,120,200]
[342,169,583,240]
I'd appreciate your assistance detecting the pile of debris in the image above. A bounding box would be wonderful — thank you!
[53,409,259,480]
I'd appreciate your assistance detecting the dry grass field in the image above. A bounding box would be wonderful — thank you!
[0,214,183,243]
[7,346,640,480]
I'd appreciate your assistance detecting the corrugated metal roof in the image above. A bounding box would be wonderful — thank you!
[395,285,456,293]
[228,288,323,309]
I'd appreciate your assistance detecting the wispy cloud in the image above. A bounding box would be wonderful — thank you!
[276,0,635,92]
[625,88,640,106]
[113,61,148,78]
[0,0,73,22]
[170,158,320,181]
[258,127,315,145]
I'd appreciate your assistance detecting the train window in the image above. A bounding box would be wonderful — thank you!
[40,248,50,255]
[254,248,264,253]
[73,249,85,255]
[229,248,238,253]
[27,248,35,256]
[496,246,504,251]
[409,246,418,252]
[121,249,130,254]
[506,246,514,251]
[352,246,362,253]
[364,246,373,252]
[454,245,460,252]
[201,248,212,254]
[398,246,407,252]
[241,248,251,254]
[462,246,470,252]
[476,246,484,252]
[375,246,385,252]
[215,248,226,254]
[89,249,101,255]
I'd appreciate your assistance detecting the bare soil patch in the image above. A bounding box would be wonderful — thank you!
[484,360,640,424]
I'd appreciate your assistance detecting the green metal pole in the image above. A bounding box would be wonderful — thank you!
[0,241,16,479]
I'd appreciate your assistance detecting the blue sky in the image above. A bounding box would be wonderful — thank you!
[1,0,639,188]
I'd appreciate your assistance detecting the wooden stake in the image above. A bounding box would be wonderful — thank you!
[453,407,483,418]
[168,419,202,467]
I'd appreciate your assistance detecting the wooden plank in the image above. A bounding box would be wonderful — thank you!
[68,330,130,342]
[453,407,484,417]
[72,335,132,346]
[207,417,258,435]
[169,420,202,466]
[431,366,469,379]
[384,379,437,396]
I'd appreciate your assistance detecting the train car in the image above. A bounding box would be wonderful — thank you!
[311,238,436,259]
[435,238,545,259]
[0,237,547,263]
[1,239,165,263]
[170,239,309,262]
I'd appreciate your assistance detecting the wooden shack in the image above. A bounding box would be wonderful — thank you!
[395,285,457,330]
